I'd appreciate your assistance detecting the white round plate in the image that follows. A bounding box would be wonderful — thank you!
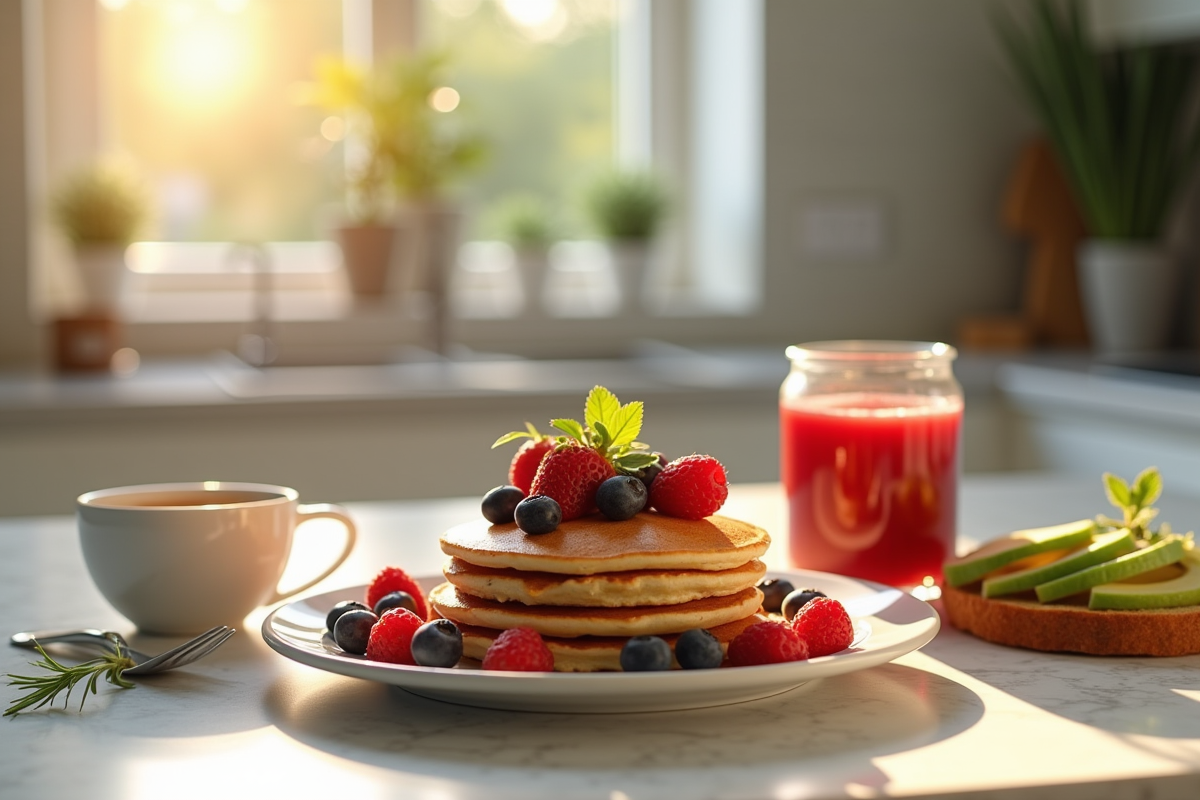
[262,570,940,714]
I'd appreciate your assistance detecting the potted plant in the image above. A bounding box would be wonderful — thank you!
[994,0,1200,352]
[486,193,557,314]
[309,50,486,306]
[51,160,149,314]
[582,169,669,314]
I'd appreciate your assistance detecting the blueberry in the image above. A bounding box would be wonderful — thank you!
[514,494,562,535]
[596,475,648,521]
[619,635,672,671]
[410,619,464,668]
[325,599,370,633]
[674,628,723,670]
[632,452,668,490]
[782,588,828,621]
[757,578,796,614]
[482,485,526,524]
[332,608,378,655]
[373,590,418,617]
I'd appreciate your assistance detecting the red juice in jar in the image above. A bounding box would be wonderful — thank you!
[780,342,962,587]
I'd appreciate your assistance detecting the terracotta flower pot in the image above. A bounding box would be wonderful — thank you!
[336,223,398,297]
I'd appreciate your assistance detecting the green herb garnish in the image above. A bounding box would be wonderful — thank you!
[1097,467,1193,547]
[493,385,659,473]
[5,639,135,718]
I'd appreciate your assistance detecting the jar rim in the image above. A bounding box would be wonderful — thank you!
[785,340,956,362]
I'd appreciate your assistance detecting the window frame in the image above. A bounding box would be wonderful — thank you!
[25,0,769,362]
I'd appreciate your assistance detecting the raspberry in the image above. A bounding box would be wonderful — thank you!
[509,437,555,494]
[791,597,854,657]
[481,626,555,671]
[649,454,729,519]
[365,608,423,664]
[529,442,616,521]
[366,566,428,620]
[727,620,809,666]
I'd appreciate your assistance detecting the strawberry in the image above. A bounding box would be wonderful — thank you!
[492,387,663,525]
[530,441,616,521]
[649,454,729,519]
[491,423,554,494]
[509,437,555,494]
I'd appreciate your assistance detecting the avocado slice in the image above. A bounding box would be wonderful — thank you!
[943,519,1096,587]
[1089,550,1200,609]
[981,529,1137,598]
[1035,538,1187,603]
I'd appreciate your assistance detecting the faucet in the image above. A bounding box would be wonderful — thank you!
[228,242,276,367]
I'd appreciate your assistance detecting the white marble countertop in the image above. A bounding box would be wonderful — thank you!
[3,475,1200,800]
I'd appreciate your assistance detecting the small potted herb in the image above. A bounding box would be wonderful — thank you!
[994,0,1200,352]
[308,50,486,303]
[486,193,558,313]
[51,160,150,313]
[582,169,669,314]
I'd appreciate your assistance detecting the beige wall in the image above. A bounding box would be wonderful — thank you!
[759,0,1036,345]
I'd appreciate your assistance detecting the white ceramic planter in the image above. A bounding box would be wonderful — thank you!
[1077,240,1177,354]
[74,244,130,313]
[606,240,650,315]
[513,246,551,315]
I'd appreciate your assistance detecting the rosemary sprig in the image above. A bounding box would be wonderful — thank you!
[5,640,135,718]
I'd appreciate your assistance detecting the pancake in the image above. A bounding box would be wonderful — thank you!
[456,614,768,672]
[439,512,770,575]
[430,582,765,638]
[443,557,767,607]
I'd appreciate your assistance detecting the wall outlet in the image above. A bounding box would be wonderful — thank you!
[797,197,888,262]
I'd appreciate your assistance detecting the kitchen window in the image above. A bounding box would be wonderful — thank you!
[27,0,763,361]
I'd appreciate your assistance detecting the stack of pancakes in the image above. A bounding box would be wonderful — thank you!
[430,512,771,671]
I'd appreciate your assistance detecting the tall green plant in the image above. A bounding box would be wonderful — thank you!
[994,0,1200,240]
[307,51,487,222]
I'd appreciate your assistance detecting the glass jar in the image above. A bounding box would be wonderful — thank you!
[780,341,963,587]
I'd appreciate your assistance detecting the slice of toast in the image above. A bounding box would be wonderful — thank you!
[941,582,1200,656]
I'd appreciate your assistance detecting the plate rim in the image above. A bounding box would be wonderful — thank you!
[261,568,940,709]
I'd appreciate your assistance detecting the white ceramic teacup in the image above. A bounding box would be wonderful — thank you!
[77,481,357,634]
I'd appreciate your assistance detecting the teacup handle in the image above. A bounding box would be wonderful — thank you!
[266,503,358,605]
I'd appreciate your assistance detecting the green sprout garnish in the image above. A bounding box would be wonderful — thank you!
[1097,467,1194,548]
[5,638,135,718]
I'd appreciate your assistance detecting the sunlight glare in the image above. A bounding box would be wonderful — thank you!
[503,0,558,28]
[157,20,250,104]
[99,0,131,10]
[429,86,461,113]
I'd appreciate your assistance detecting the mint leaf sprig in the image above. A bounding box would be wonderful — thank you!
[1097,467,1194,548]
[491,386,659,474]
[553,385,658,473]
[5,639,135,718]
[491,421,549,450]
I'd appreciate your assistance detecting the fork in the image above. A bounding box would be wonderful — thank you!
[9,626,235,676]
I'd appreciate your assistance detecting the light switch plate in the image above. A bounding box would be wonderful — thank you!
[797,197,888,262]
